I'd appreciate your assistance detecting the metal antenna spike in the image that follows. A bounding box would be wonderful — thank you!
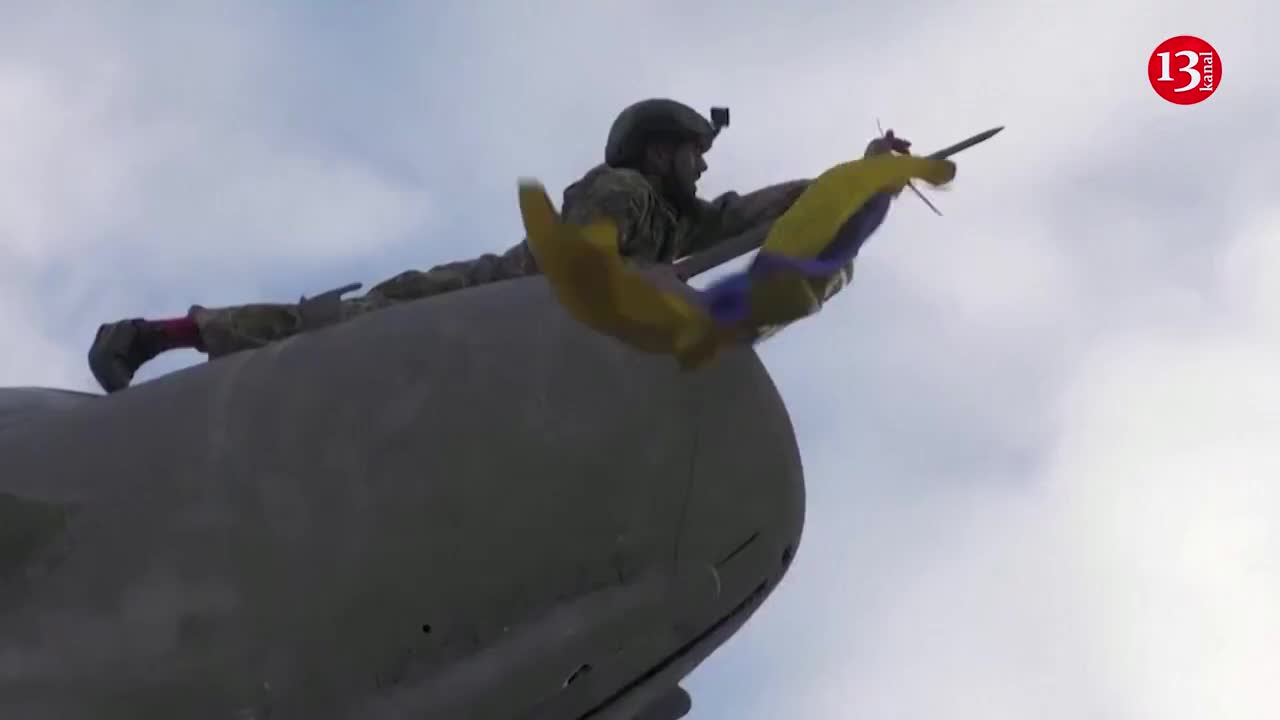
[674,124,1005,279]
[907,181,942,216]
[927,125,1004,160]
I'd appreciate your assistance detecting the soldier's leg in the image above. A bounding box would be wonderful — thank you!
[190,285,393,359]
[188,302,309,358]
[86,247,530,394]
[174,269,470,361]
[88,286,394,394]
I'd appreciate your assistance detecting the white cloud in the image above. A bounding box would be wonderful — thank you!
[749,178,1280,720]
[1045,340,1280,718]
[0,61,138,264]
[1,6,439,390]
[2,2,1277,718]
[1220,208,1280,335]
[2,4,439,287]
[0,58,435,268]
[0,282,82,388]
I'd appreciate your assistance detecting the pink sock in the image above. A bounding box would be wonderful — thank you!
[150,316,204,350]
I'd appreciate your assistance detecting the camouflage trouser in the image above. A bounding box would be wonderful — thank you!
[189,288,390,358]
[189,268,490,358]
[188,241,540,357]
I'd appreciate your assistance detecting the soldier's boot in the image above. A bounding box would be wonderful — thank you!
[88,316,205,394]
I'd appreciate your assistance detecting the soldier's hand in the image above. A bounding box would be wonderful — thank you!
[864,129,912,157]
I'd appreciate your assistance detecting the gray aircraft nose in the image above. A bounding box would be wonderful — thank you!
[673,346,806,636]
[582,347,806,720]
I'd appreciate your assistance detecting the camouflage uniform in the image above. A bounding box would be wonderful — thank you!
[88,98,905,394]
[190,165,823,358]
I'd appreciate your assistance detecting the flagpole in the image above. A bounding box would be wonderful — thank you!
[674,126,1004,280]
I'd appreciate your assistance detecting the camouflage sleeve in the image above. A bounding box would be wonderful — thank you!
[366,239,538,301]
[688,136,900,258]
[682,179,812,255]
[560,166,657,257]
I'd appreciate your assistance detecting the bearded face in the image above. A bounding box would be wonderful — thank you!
[642,138,707,212]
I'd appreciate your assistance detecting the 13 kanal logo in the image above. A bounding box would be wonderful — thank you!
[1148,35,1221,104]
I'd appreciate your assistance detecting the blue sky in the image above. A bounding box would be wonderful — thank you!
[2,2,1276,717]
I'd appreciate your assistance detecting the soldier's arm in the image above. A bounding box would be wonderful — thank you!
[684,134,911,256]
[682,179,812,256]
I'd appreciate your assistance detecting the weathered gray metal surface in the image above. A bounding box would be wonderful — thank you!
[0,387,94,433]
[0,276,804,719]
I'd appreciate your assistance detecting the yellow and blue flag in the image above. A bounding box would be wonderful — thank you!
[518,153,956,369]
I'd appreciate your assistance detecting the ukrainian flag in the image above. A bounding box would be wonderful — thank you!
[518,152,955,369]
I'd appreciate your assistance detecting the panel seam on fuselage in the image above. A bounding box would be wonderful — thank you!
[670,387,701,568]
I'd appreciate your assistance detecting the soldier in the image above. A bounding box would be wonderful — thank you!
[88,98,911,393]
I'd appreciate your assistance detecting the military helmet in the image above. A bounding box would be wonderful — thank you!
[605,99,729,168]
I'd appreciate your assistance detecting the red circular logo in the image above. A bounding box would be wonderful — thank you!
[1148,36,1221,104]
